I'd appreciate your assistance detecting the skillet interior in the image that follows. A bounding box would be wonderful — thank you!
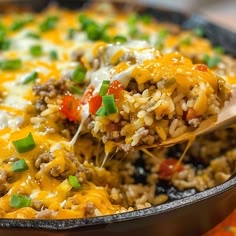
[0,1,236,235]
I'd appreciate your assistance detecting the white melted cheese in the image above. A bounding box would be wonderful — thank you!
[0,110,24,130]
[4,81,31,109]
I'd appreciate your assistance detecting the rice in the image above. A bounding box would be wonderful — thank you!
[0,3,235,219]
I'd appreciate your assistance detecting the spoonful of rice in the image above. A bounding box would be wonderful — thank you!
[66,41,235,153]
[156,84,236,147]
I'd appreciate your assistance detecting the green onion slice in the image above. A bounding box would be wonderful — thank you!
[0,39,11,51]
[13,132,36,153]
[96,106,107,116]
[25,32,40,39]
[23,71,38,84]
[49,50,58,60]
[102,95,118,115]
[202,54,221,68]
[71,65,87,83]
[71,85,83,95]
[180,36,191,45]
[40,15,59,32]
[113,35,127,43]
[207,56,221,68]
[29,45,43,57]
[67,28,76,39]
[10,194,31,208]
[214,46,224,54]
[10,15,33,31]
[12,159,29,172]
[68,175,81,189]
[0,59,22,70]
[194,27,204,37]
[140,14,152,24]
[99,80,110,96]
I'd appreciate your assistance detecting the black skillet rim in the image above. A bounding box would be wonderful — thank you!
[0,0,236,231]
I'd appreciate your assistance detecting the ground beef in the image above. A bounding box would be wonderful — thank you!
[35,152,53,169]
[61,120,79,138]
[85,201,96,217]
[36,209,57,219]
[33,75,73,112]
[0,170,8,196]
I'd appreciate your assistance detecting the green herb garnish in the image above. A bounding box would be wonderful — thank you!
[68,175,81,189]
[0,59,22,70]
[12,132,36,153]
[12,159,29,172]
[71,65,87,83]
[10,194,31,208]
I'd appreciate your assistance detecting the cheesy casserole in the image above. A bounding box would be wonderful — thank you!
[0,3,235,219]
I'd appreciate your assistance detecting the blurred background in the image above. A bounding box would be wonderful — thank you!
[138,0,236,31]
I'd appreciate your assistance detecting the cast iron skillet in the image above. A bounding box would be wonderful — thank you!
[0,1,236,236]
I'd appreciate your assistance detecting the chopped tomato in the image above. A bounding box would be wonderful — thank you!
[60,95,81,122]
[107,80,124,99]
[159,158,183,180]
[89,94,102,114]
[195,64,208,72]
[184,108,197,121]
[81,86,94,105]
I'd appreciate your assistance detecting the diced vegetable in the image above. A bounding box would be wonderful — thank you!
[0,59,22,70]
[107,80,124,99]
[214,46,224,54]
[180,36,191,45]
[95,107,107,117]
[71,85,83,95]
[140,14,152,24]
[113,35,127,43]
[68,175,81,189]
[60,95,81,121]
[25,31,40,39]
[155,28,169,49]
[40,15,59,32]
[23,71,38,84]
[71,65,87,83]
[67,28,76,39]
[12,159,29,172]
[49,50,58,60]
[99,80,110,96]
[203,54,221,68]
[102,95,118,115]
[12,132,36,153]
[78,14,105,41]
[0,39,10,51]
[10,14,34,31]
[29,45,43,57]
[194,27,204,37]
[159,158,183,180]
[10,194,31,208]
[89,94,102,115]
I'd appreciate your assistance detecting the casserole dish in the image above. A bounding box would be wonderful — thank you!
[0,1,236,235]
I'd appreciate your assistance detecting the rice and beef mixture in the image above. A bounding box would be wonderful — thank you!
[0,3,235,219]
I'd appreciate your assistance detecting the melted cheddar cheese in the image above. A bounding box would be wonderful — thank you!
[0,3,235,219]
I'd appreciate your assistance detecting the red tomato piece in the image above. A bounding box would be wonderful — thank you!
[159,158,183,180]
[184,108,197,121]
[89,94,102,114]
[195,64,208,72]
[60,95,81,122]
[81,86,94,105]
[107,80,124,99]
